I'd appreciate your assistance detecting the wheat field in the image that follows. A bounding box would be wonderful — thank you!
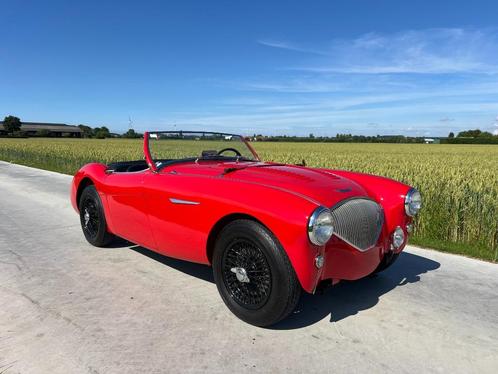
[1,137,497,261]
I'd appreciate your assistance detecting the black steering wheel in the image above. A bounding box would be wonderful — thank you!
[217,147,242,157]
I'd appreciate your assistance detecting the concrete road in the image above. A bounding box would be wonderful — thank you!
[0,161,497,374]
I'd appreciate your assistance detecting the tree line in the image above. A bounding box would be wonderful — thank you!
[2,115,497,143]
[1,115,142,139]
[445,129,498,144]
[77,125,142,139]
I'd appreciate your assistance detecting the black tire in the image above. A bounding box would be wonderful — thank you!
[79,185,114,247]
[372,251,400,274]
[212,219,301,327]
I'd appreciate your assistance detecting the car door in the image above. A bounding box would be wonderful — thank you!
[104,170,156,249]
[142,171,208,264]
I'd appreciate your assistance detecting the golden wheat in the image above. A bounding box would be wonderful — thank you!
[1,138,497,261]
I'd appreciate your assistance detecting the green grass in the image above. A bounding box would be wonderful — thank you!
[1,137,497,262]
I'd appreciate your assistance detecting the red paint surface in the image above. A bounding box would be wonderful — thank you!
[71,137,414,293]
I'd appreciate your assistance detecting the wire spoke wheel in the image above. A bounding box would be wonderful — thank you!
[78,185,114,247]
[213,219,301,326]
[81,197,99,238]
[222,239,272,310]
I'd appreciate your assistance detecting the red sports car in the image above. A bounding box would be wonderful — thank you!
[71,131,421,326]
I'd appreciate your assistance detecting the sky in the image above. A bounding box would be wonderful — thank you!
[1,0,498,136]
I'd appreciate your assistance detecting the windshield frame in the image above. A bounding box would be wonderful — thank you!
[143,130,261,172]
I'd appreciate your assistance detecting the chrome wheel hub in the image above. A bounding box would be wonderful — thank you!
[84,208,90,227]
[222,240,272,309]
[230,267,250,283]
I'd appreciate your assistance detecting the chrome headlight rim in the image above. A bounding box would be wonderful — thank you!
[307,206,334,246]
[405,188,422,217]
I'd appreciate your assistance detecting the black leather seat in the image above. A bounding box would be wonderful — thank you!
[126,164,148,172]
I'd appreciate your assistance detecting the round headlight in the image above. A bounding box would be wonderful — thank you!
[405,188,422,217]
[392,226,405,249]
[308,207,334,246]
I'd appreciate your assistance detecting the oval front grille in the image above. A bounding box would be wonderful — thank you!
[330,198,384,251]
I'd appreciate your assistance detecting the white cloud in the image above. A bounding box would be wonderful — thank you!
[261,28,498,75]
[152,28,498,136]
[493,117,498,135]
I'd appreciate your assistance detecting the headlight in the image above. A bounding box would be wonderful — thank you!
[308,207,334,246]
[405,188,422,217]
[392,226,405,249]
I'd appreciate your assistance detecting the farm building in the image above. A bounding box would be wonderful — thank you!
[0,122,82,137]
[424,138,441,144]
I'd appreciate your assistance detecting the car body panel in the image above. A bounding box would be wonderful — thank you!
[71,134,415,293]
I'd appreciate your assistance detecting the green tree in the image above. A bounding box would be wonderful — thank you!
[78,124,93,138]
[448,132,455,138]
[478,131,493,138]
[457,129,494,138]
[458,129,481,138]
[3,115,21,134]
[123,129,142,138]
[94,126,110,139]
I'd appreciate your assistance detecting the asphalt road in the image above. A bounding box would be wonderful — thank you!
[0,160,497,374]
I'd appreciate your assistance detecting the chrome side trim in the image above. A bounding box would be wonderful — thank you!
[169,198,200,205]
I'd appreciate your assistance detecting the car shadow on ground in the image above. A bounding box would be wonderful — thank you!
[117,240,440,329]
[272,251,441,330]
[127,242,215,283]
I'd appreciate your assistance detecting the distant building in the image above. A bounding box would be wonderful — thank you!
[424,138,441,144]
[0,122,82,137]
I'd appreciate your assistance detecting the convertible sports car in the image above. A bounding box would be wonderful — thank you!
[71,131,421,326]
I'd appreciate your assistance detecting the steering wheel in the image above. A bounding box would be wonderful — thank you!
[217,147,242,157]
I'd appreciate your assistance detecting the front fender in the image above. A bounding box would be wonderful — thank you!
[327,169,413,245]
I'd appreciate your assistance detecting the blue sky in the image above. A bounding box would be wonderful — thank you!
[1,0,498,136]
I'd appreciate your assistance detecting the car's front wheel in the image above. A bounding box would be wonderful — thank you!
[212,219,301,327]
[79,185,114,247]
[372,251,400,274]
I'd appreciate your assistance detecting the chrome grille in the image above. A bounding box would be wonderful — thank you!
[330,198,384,251]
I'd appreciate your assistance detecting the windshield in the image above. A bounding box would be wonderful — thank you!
[146,131,260,168]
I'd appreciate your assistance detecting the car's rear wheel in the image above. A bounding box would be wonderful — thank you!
[79,185,114,247]
[212,219,301,327]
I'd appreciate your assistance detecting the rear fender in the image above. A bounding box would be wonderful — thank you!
[71,163,115,233]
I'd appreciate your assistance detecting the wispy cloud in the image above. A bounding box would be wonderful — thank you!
[260,28,498,75]
[257,39,327,56]
[164,28,498,136]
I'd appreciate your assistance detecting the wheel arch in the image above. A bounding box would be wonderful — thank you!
[76,177,95,210]
[206,213,269,264]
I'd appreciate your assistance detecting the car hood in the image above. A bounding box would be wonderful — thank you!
[169,162,369,206]
[224,164,368,206]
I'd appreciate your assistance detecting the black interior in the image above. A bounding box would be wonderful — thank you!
[108,158,204,172]
[107,160,151,172]
[107,154,253,173]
